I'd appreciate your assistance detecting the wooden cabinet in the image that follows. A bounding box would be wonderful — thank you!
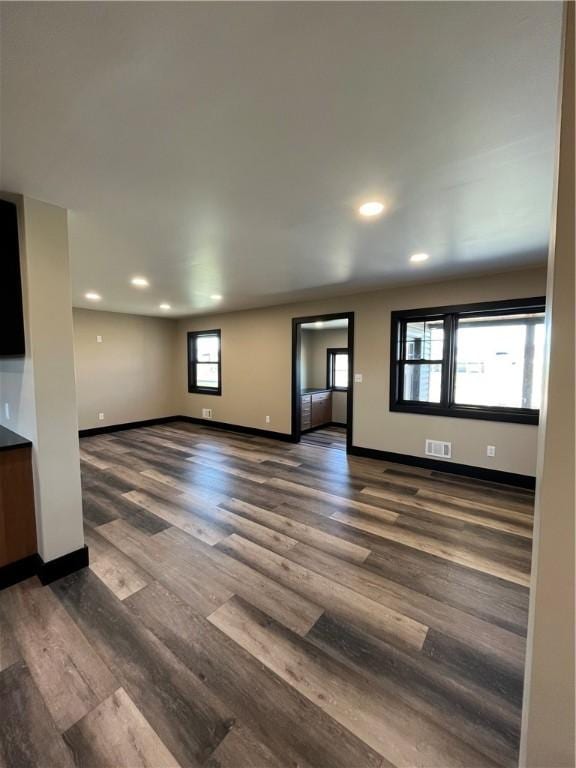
[0,428,37,572]
[301,390,332,431]
[311,391,331,427]
[301,394,312,431]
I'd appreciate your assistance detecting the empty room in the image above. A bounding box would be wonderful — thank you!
[0,3,574,768]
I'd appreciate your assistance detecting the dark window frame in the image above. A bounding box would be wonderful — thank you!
[187,329,222,396]
[326,347,349,391]
[390,297,546,425]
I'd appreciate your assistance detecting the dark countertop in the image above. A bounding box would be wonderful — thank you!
[300,388,332,395]
[0,425,32,452]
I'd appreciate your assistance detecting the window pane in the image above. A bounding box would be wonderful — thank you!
[404,320,444,360]
[454,313,545,409]
[530,324,545,409]
[333,353,348,388]
[403,363,442,402]
[196,334,219,362]
[195,362,219,389]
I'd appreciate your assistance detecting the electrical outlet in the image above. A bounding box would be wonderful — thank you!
[4,403,10,420]
[98,412,105,421]
[265,415,271,424]
[354,373,363,383]
[487,445,496,457]
[96,335,103,343]
[202,408,213,419]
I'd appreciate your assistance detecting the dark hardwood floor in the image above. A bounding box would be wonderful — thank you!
[0,421,534,768]
[300,425,347,451]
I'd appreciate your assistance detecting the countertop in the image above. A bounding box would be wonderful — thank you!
[0,425,32,452]
[300,388,332,395]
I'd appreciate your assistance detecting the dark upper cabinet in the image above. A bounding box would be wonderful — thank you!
[0,200,25,356]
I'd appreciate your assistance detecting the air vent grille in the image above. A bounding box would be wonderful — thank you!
[425,439,452,459]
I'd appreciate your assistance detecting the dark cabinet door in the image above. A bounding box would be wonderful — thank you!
[0,445,37,567]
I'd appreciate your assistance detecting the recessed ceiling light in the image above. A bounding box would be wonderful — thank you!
[131,276,149,287]
[358,201,385,218]
[210,294,223,301]
[410,252,430,263]
[159,303,171,311]
[85,292,101,301]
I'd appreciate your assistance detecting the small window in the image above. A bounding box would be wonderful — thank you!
[390,298,545,424]
[400,319,445,403]
[187,330,221,395]
[327,348,349,390]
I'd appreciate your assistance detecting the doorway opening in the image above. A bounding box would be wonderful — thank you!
[291,312,355,452]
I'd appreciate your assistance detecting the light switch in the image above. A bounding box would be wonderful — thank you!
[96,335,103,343]
[354,373,363,383]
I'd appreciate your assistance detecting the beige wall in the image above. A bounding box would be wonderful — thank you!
[0,196,84,562]
[73,309,177,431]
[332,391,348,425]
[176,266,547,476]
[72,267,546,476]
[301,328,348,389]
[520,4,575,765]
[301,327,349,424]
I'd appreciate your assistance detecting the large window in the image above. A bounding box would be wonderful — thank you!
[187,330,221,395]
[327,348,349,390]
[390,298,545,424]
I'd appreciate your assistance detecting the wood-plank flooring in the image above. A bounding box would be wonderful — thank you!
[0,421,535,768]
[301,425,347,451]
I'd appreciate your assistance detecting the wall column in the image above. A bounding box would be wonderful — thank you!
[0,195,85,564]
[519,4,575,766]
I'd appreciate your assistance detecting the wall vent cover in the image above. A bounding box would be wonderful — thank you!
[425,439,452,458]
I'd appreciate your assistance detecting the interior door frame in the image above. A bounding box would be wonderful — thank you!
[291,311,355,452]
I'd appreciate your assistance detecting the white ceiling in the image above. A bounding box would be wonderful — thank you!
[0,2,563,318]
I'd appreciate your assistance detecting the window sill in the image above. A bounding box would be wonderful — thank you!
[188,387,222,396]
[390,402,539,425]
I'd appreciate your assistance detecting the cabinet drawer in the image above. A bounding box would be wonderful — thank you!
[312,391,331,403]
